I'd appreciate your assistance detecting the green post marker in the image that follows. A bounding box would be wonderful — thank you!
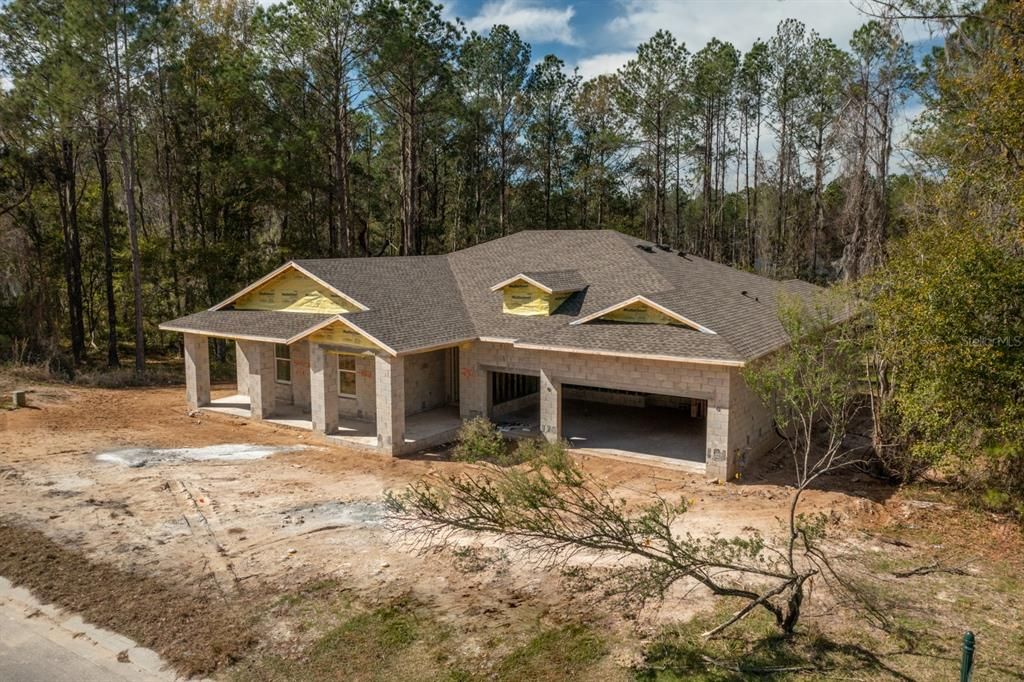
[960,631,975,682]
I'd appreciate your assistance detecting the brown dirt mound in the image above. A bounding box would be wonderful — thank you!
[0,522,259,677]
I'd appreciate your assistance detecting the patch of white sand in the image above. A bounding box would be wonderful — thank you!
[96,444,306,467]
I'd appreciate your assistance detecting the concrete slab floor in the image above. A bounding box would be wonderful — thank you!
[206,396,460,451]
[499,399,706,466]
[564,400,706,465]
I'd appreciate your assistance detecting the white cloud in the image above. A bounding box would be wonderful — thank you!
[607,0,878,54]
[464,0,578,46]
[576,51,634,80]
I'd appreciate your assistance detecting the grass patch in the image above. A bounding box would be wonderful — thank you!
[232,599,470,682]
[233,583,612,682]
[634,603,900,681]
[493,623,609,681]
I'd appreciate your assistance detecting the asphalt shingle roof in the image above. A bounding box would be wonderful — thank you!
[514,269,588,293]
[161,230,829,363]
[160,310,334,342]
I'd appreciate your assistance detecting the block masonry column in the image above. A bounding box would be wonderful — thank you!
[309,344,338,434]
[291,340,311,411]
[183,333,210,410]
[539,368,562,443]
[458,343,490,420]
[238,340,276,420]
[704,375,734,481]
[375,353,406,455]
[234,340,249,397]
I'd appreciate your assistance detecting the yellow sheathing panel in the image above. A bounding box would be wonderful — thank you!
[501,280,553,316]
[234,270,361,314]
[307,320,380,350]
[599,301,694,328]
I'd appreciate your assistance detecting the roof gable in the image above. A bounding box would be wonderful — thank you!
[212,262,367,314]
[571,295,716,334]
[299,317,391,353]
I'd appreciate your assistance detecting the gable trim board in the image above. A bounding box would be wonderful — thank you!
[289,315,397,354]
[570,295,717,335]
[210,261,368,314]
[489,273,581,295]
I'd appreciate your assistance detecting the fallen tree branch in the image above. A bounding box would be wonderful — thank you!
[892,561,969,578]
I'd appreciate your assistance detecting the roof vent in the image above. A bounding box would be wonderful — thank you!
[656,244,671,252]
[635,244,656,253]
[678,251,690,260]
[741,290,760,302]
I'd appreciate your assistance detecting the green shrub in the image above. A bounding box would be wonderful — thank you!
[980,488,1012,513]
[512,437,569,466]
[452,417,508,463]
[452,420,570,467]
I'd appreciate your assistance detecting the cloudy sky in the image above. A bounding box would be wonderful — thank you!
[447,0,937,79]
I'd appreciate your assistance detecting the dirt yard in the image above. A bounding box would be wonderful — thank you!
[1,380,1020,680]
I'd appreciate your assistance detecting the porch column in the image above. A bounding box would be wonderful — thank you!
[458,343,490,420]
[238,339,276,419]
[375,354,405,455]
[291,340,311,411]
[234,340,249,396]
[539,368,561,443]
[310,344,338,434]
[183,333,210,410]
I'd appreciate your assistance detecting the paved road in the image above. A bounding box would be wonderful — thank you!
[0,577,175,681]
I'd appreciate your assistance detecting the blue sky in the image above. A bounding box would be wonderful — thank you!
[443,0,940,79]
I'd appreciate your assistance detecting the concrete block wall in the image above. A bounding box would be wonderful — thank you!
[461,341,730,411]
[460,341,734,472]
[563,386,645,408]
[403,348,447,416]
[338,354,376,420]
[213,338,775,480]
[727,368,779,475]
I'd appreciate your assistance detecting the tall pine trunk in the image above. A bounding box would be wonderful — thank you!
[112,8,145,373]
[94,123,119,368]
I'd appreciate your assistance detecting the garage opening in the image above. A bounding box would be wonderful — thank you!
[562,385,707,466]
[490,371,540,437]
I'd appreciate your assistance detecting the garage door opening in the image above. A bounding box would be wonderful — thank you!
[562,386,707,466]
[490,371,540,437]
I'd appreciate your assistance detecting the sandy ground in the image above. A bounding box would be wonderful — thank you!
[0,382,892,669]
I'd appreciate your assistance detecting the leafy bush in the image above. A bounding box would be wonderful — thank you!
[511,437,569,465]
[452,417,508,463]
[452,419,566,467]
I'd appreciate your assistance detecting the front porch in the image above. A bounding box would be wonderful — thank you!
[185,333,461,456]
[206,393,463,452]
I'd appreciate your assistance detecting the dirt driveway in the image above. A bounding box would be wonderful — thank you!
[0,382,889,676]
